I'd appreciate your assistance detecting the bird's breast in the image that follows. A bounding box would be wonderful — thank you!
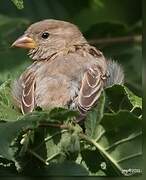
[33,52,97,109]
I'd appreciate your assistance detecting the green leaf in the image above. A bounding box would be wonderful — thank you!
[100,112,142,176]
[101,110,142,130]
[49,107,78,121]
[0,80,22,120]
[81,148,105,174]
[105,84,142,112]
[11,0,24,9]
[44,125,81,165]
[0,110,69,162]
[0,119,37,161]
[60,132,76,153]
[43,127,64,165]
[85,92,105,139]
[82,110,142,176]
[60,130,80,161]
[124,86,142,109]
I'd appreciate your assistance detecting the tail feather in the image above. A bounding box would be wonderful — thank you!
[105,60,124,87]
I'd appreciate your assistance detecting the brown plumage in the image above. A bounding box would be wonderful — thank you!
[11,19,124,115]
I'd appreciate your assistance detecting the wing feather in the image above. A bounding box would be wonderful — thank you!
[20,70,36,114]
[77,46,108,115]
[77,64,106,115]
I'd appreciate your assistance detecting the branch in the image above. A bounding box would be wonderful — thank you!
[88,35,142,45]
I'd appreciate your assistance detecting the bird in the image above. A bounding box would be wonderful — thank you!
[11,19,124,116]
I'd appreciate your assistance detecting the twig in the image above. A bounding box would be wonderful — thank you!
[89,35,142,45]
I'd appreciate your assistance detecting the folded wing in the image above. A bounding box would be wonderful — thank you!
[12,69,36,114]
[77,64,107,115]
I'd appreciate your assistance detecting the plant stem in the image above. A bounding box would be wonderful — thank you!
[44,129,68,142]
[28,149,49,165]
[138,115,142,119]
[46,152,61,163]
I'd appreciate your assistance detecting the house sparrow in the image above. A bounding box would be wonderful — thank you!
[11,19,124,115]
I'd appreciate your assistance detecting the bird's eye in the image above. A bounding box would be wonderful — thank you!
[41,32,50,39]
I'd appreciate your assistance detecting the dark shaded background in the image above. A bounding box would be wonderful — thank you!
[0,0,142,95]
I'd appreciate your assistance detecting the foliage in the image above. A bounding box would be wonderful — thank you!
[0,0,142,177]
[0,81,142,176]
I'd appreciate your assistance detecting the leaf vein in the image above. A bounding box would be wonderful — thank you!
[105,132,142,151]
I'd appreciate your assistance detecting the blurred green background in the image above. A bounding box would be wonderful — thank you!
[0,0,142,96]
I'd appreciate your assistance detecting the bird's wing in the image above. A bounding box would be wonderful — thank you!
[20,70,36,114]
[77,47,107,115]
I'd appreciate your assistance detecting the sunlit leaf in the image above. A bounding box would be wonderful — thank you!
[0,80,21,120]
[11,0,24,9]
[105,84,142,112]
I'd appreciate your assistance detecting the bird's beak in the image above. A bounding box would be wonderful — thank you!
[11,35,36,49]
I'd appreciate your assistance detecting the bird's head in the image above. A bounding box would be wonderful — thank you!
[12,19,87,61]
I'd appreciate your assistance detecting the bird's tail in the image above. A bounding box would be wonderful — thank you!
[105,60,124,87]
